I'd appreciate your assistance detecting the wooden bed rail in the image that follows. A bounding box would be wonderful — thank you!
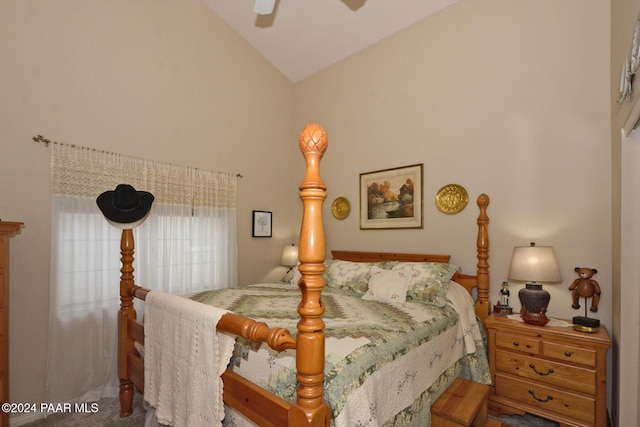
[130,286,297,351]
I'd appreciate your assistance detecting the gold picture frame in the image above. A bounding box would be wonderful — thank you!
[359,164,423,230]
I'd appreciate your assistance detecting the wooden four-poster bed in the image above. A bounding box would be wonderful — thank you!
[114,123,492,426]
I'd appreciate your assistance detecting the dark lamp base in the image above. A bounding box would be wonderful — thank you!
[518,282,551,326]
[522,311,549,326]
[573,316,600,328]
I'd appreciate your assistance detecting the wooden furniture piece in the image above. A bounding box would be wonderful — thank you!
[484,314,611,427]
[431,377,491,427]
[120,123,331,426]
[0,221,22,427]
[116,123,492,426]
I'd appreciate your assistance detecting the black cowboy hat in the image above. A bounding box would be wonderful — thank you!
[96,184,154,225]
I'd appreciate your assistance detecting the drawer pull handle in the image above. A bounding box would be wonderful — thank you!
[513,341,519,347]
[529,364,554,376]
[565,351,572,357]
[529,390,553,403]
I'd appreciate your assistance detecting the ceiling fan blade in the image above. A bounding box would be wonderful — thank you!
[254,0,276,15]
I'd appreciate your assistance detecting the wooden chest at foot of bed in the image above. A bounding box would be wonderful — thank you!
[431,377,491,427]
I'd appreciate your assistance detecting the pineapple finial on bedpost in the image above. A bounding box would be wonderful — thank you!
[298,123,328,191]
[292,123,331,426]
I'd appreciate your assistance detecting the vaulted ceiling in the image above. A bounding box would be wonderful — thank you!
[203,0,458,82]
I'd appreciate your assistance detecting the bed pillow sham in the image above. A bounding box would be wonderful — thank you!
[287,260,400,296]
[391,262,460,307]
[361,266,412,303]
[319,260,398,296]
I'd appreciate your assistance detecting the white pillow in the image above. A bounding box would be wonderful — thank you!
[391,261,460,307]
[362,266,412,303]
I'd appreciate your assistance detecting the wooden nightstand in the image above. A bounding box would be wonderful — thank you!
[484,314,610,427]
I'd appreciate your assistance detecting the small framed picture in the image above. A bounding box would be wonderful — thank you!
[252,210,272,237]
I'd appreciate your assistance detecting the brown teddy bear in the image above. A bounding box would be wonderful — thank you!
[569,267,601,312]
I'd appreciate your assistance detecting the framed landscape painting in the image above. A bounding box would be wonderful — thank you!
[359,164,423,230]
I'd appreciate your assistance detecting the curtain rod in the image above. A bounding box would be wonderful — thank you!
[31,134,243,178]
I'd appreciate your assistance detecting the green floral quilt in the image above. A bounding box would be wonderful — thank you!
[191,282,490,426]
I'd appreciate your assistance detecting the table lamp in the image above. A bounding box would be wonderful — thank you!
[508,242,562,326]
[281,243,298,274]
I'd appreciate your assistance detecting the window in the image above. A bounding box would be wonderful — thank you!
[46,143,237,404]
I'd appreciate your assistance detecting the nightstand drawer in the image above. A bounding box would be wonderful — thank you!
[543,341,597,367]
[495,332,540,354]
[495,349,596,395]
[494,373,595,424]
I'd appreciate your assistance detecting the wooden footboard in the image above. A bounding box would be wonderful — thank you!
[117,123,331,427]
[120,285,297,426]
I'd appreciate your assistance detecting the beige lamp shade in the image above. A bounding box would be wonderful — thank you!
[281,244,298,267]
[508,242,562,283]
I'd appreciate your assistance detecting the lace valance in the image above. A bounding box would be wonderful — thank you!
[51,143,237,209]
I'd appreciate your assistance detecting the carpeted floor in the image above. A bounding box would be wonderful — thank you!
[18,392,559,426]
[20,392,146,427]
[490,413,559,427]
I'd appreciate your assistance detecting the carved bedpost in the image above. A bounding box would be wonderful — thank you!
[118,229,136,417]
[475,194,491,321]
[290,124,331,427]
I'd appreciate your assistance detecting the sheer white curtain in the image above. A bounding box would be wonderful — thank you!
[46,144,237,405]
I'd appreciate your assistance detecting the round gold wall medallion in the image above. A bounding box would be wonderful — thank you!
[331,197,350,220]
[435,184,468,214]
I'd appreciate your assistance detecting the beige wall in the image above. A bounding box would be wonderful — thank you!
[295,0,614,419]
[0,0,298,422]
[297,0,610,327]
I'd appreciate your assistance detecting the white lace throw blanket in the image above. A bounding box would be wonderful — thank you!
[144,290,235,427]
